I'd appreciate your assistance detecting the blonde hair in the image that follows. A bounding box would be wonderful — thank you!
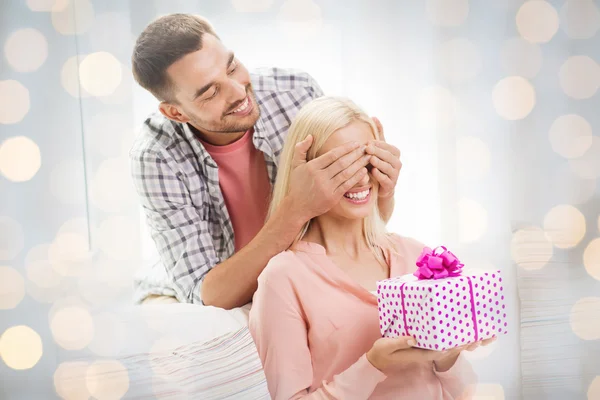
[268,96,395,263]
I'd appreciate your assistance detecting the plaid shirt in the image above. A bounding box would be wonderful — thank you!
[130,68,323,304]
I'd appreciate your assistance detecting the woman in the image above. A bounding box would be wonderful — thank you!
[249,97,489,399]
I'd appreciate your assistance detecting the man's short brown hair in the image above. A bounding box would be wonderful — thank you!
[132,14,218,102]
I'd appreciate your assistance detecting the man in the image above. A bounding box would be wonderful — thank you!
[130,14,402,309]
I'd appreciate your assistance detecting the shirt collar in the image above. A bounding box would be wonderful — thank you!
[181,122,217,170]
[292,240,327,255]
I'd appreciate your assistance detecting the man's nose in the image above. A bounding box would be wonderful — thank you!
[228,79,247,100]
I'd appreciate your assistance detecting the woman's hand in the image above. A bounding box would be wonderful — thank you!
[366,336,415,371]
[367,336,497,372]
[366,337,445,371]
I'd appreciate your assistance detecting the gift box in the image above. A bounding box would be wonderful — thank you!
[376,246,507,351]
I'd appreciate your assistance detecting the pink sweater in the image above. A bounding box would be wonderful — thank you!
[249,235,477,400]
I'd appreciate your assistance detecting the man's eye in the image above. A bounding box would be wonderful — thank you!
[207,88,218,100]
[366,163,374,173]
[228,60,238,75]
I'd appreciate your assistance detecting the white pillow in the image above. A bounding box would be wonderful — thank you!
[55,303,268,399]
[114,302,252,354]
[120,327,270,399]
[72,327,269,399]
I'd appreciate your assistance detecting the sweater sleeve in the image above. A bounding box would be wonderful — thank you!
[433,353,478,399]
[248,253,387,400]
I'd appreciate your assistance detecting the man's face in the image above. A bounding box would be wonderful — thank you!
[163,34,260,142]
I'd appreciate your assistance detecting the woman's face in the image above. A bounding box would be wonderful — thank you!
[315,121,378,221]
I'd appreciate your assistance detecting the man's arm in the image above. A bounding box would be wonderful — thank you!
[130,149,221,305]
[378,194,395,223]
[200,196,303,308]
[133,145,285,308]
[200,72,328,307]
[203,137,371,309]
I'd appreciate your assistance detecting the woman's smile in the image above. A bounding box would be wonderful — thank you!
[343,186,372,205]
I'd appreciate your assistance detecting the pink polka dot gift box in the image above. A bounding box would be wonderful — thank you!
[376,246,507,351]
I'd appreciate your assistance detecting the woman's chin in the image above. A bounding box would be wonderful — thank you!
[325,198,375,221]
[338,206,373,220]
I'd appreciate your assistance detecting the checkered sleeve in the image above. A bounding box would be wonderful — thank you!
[130,149,218,304]
[305,72,324,99]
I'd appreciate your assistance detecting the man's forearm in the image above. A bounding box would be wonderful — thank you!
[201,197,305,309]
[378,193,395,223]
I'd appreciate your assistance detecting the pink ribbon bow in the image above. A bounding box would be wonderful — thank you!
[413,246,464,280]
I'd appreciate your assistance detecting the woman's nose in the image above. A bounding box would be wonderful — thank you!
[358,171,370,186]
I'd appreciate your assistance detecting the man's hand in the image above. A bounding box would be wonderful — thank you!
[287,135,371,222]
[366,117,402,199]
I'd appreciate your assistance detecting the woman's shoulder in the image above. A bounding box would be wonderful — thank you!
[386,233,426,253]
[384,234,427,277]
[254,249,310,307]
[258,249,305,286]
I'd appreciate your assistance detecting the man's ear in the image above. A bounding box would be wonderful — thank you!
[159,102,190,124]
